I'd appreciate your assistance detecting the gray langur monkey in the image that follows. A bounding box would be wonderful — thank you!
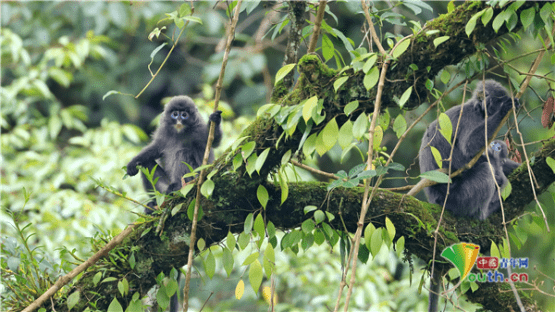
[419,80,521,312]
[127,96,222,312]
[127,95,223,213]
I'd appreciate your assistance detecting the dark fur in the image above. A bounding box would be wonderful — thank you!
[127,96,222,213]
[419,80,520,220]
[419,81,520,312]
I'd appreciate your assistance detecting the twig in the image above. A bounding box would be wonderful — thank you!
[136,9,193,99]
[182,2,243,311]
[339,2,392,310]
[307,1,327,54]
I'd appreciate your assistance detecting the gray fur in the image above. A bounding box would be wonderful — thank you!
[419,81,520,312]
[419,80,519,220]
[127,95,222,214]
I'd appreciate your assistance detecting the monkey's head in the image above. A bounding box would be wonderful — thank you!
[488,140,509,160]
[162,96,199,133]
[472,80,519,115]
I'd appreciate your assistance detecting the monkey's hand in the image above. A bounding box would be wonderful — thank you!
[209,110,222,124]
[126,159,140,176]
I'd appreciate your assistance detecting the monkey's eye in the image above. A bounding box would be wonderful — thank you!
[181,112,189,120]
[171,111,179,119]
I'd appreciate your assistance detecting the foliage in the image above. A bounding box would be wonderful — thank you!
[1,1,554,311]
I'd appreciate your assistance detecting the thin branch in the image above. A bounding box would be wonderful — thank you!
[307,1,327,54]
[182,2,243,311]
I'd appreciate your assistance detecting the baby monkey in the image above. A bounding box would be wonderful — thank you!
[127,96,222,213]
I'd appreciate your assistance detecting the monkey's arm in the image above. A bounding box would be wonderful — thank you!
[502,159,520,176]
[461,99,519,158]
[126,144,162,176]
[209,110,223,147]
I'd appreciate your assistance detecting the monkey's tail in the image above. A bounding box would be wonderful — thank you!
[428,272,441,312]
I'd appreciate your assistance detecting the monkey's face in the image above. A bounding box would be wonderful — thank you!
[489,140,508,159]
[170,110,189,132]
[163,96,199,133]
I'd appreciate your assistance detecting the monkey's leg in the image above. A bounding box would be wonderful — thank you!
[444,163,497,219]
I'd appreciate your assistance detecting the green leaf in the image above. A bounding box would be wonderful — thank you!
[370,227,383,257]
[344,100,359,116]
[322,118,339,150]
[392,38,410,59]
[150,42,168,61]
[67,291,80,310]
[314,210,325,224]
[275,63,296,85]
[501,182,512,200]
[182,16,203,25]
[233,153,243,171]
[180,183,195,197]
[395,236,405,258]
[49,67,73,87]
[205,251,216,279]
[363,66,379,90]
[102,90,121,101]
[301,219,315,233]
[108,298,124,311]
[546,157,555,173]
[385,217,396,241]
[303,133,318,156]
[197,238,206,251]
[352,113,369,140]
[302,96,318,122]
[430,146,443,169]
[179,3,191,17]
[279,170,289,204]
[438,113,453,144]
[338,121,353,149]
[254,213,265,238]
[520,7,535,30]
[420,170,451,183]
[482,7,494,25]
[334,76,349,92]
[226,231,236,250]
[492,11,506,33]
[398,86,412,108]
[249,260,263,294]
[466,9,485,37]
[440,70,451,85]
[200,179,215,198]
[362,54,377,73]
[244,213,254,234]
[257,185,269,209]
[263,244,275,278]
[322,33,334,61]
[393,114,407,139]
[373,126,383,150]
[245,154,258,176]
[241,141,256,160]
[304,205,317,214]
[238,232,249,250]
[433,36,450,48]
[255,148,270,174]
[364,222,376,251]
[187,199,204,221]
[222,247,234,277]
